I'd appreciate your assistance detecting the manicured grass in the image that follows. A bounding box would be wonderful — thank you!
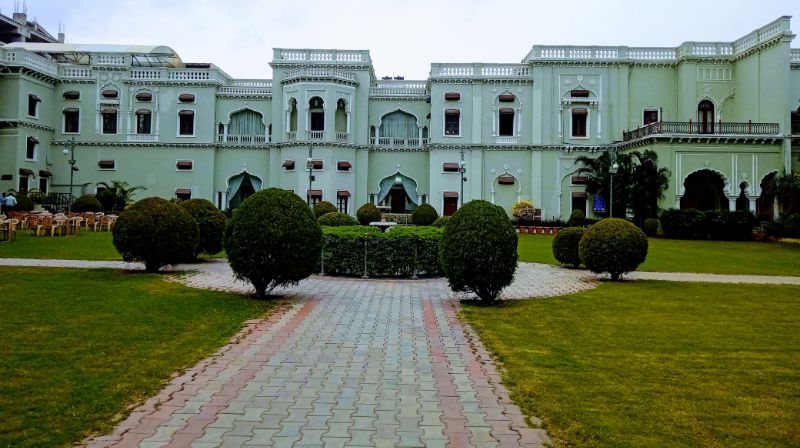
[517,234,800,276]
[0,267,274,448]
[0,230,121,260]
[461,281,800,447]
[0,231,226,261]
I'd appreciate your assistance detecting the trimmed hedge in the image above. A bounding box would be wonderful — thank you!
[356,203,382,225]
[567,209,586,227]
[313,201,337,218]
[643,218,659,237]
[72,195,103,213]
[432,216,451,228]
[440,200,518,302]
[112,197,199,272]
[551,227,585,268]
[224,188,322,298]
[411,203,438,226]
[579,218,648,280]
[765,213,800,239]
[318,211,358,227]
[660,209,757,240]
[179,198,226,257]
[320,225,443,277]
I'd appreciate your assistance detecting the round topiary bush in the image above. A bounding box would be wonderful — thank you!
[112,197,199,272]
[440,200,518,302]
[72,194,103,213]
[642,218,659,237]
[432,216,451,228]
[551,227,585,268]
[318,211,358,227]
[179,198,227,257]
[579,218,648,280]
[10,193,34,212]
[512,200,535,225]
[411,203,439,226]
[313,200,337,218]
[567,209,586,227]
[224,188,322,299]
[356,203,382,225]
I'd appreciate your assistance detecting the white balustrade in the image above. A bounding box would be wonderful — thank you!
[130,69,162,80]
[496,136,519,144]
[60,66,93,79]
[126,133,158,142]
[168,70,211,81]
[96,54,127,66]
[628,48,677,60]
[218,86,272,95]
[372,137,424,147]
[336,132,349,142]
[308,130,324,140]
[276,49,368,63]
[217,134,267,144]
[0,48,59,77]
[284,68,356,82]
[791,49,800,63]
[231,79,272,88]
[286,131,297,141]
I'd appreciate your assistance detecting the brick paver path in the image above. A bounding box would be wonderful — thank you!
[4,257,799,447]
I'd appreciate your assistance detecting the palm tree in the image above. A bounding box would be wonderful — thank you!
[775,171,800,214]
[95,181,146,212]
[629,150,671,227]
[574,151,635,218]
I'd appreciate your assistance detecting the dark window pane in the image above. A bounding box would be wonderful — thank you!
[179,112,194,135]
[64,110,79,133]
[445,111,460,136]
[499,111,514,136]
[102,112,117,134]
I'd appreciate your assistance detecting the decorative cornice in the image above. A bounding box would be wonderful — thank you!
[368,96,427,101]
[271,62,372,71]
[281,77,358,87]
[215,94,273,100]
[0,119,56,132]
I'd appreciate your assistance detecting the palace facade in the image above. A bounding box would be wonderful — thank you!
[1,10,799,219]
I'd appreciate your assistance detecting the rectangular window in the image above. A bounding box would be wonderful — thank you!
[643,109,659,126]
[499,108,514,136]
[307,191,322,207]
[444,109,460,136]
[337,192,349,213]
[176,160,193,171]
[571,109,587,138]
[39,177,48,194]
[98,159,116,170]
[571,194,587,216]
[175,188,192,201]
[178,110,194,136]
[19,175,29,194]
[26,137,38,160]
[27,94,40,117]
[136,110,152,134]
[102,109,117,134]
[64,109,80,133]
[310,111,325,131]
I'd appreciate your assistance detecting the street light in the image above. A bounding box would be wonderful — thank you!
[608,150,619,218]
[62,137,78,213]
[306,146,313,205]
[459,148,467,208]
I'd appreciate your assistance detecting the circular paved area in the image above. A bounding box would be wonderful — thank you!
[4,257,798,448]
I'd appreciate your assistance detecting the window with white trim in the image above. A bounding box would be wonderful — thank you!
[101,108,118,134]
[178,110,195,136]
[444,109,460,136]
[63,108,80,133]
[643,108,660,126]
[27,94,40,118]
[571,108,588,138]
[136,109,152,134]
[26,137,38,160]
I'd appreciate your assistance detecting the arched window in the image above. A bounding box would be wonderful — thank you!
[229,109,265,137]
[335,99,347,133]
[698,100,714,134]
[380,111,417,145]
[289,98,298,133]
[309,96,324,133]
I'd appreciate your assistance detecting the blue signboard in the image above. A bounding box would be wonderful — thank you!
[593,196,606,213]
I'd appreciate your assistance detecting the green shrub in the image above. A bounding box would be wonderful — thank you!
[660,209,757,240]
[10,194,34,212]
[318,211,358,227]
[567,209,586,227]
[712,210,757,241]
[551,227,585,268]
[383,213,412,225]
[112,197,199,272]
[579,218,648,280]
[765,213,800,239]
[512,200,535,225]
[356,203,382,225]
[179,199,227,257]
[411,203,439,226]
[643,218,659,236]
[321,225,442,277]
[432,216,451,228]
[224,188,322,298]
[71,195,103,213]
[440,200,518,302]
[313,200,337,218]
[660,209,705,239]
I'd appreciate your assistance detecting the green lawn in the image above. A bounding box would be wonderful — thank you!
[0,267,274,448]
[461,281,800,448]
[0,231,225,260]
[518,234,800,276]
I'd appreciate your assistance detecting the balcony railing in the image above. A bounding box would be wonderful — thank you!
[431,63,530,79]
[370,137,428,147]
[496,136,519,144]
[286,131,297,142]
[623,121,781,141]
[0,47,59,77]
[335,132,349,143]
[370,80,428,97]
[126,133,159,142]
[283,67,357,83]
[216,134,268,144]
[274,49,371,63]
[308,130,324,140]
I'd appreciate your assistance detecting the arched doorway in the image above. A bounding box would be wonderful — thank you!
[680,170,727,210]
[377,172,418,213]
[757,172,778,220]
[698,100,715,134]
[227,171,263,209]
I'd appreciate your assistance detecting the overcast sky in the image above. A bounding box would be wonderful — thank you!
[3,0,798,80]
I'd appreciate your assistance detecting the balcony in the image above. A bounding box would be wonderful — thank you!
[623,121,781,141]
[216,134,268,145]
[286,131,297,142]
[336,132,349,143]
[430,63,530,80]
[370,137,428,147]
[273,48,371,63]
[370,80,428,98]
[127,133,159,143]
[308,130,324,140]
[282,67,358,85]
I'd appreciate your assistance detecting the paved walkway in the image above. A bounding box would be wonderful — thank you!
[4,257,799,447]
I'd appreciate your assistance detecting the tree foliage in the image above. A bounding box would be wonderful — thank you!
[179,199,227,257]
[579,218,648,280]
[96,181,146,213]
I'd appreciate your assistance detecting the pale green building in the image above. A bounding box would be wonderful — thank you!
[1,11,798,219]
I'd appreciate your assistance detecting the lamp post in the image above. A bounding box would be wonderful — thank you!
[306,146,313,206]
[608,150,619,218]
[459,148,467,208]
[62,137,78,213]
